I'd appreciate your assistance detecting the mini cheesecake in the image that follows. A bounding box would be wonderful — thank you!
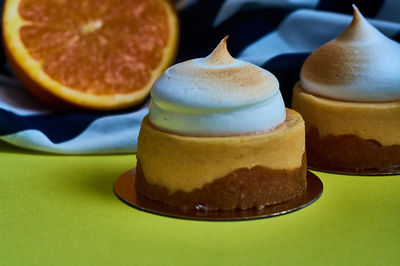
[136,109,306,210]
[292,6,400,173]
[136,37,307,210]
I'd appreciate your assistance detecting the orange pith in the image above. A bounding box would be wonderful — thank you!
[3,0,179,110]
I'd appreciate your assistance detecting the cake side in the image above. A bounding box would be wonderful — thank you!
[136,108,305,193]
[136,154,306,211]
[292,82,400,172]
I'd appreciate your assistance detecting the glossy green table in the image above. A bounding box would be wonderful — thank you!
[1,140,399,265]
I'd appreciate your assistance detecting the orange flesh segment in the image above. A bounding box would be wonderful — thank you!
[18,0,170,95]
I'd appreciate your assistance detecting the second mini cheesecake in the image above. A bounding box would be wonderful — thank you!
[292,6,400,174]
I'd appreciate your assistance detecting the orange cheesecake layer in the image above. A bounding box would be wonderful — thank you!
[292,82,400,146]
[136,108,305,193]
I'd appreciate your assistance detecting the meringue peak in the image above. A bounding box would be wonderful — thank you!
[336,5,385,43]
[300,5,400,102]
[204,36,236,65]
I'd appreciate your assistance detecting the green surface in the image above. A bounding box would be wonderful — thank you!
[1,140,400,266]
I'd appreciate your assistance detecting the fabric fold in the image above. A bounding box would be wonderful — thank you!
[0,0,399,154]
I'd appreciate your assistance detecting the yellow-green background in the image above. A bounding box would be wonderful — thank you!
[1,140,399,265]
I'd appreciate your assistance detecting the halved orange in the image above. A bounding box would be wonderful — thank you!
[3,0,179,110]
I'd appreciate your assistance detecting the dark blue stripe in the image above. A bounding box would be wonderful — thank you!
[176,0,225,62]
[210,7,292,57]
[0,109,98,143]
[0,100,147,143]
[393,31,400,42]
[262,53,310,107]
[177,3,291,61]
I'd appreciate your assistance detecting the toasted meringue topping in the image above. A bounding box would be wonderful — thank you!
[149,37,286,135]
[301,5,400,102]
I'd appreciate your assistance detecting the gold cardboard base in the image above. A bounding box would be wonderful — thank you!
[114,169,323,221]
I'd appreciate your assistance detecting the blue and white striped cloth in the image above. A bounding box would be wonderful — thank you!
[1,0,399,154]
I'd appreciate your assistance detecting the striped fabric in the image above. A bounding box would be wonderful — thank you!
[0,0,399,154]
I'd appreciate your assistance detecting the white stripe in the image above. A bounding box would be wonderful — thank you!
[238,9,400,66]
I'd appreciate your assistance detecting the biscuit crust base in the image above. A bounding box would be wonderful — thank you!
[307,127,400,173]
[135,155,307,211]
